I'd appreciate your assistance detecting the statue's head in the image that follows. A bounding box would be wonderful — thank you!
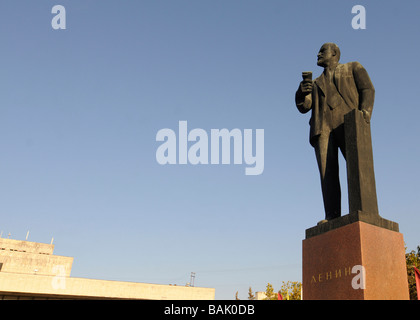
[317,43,340,67]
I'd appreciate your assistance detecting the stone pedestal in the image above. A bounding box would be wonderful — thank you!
[302,220,409,300]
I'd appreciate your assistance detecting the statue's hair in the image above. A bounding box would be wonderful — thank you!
[324,42,341,61]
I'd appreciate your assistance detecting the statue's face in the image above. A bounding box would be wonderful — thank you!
[317,44,335,67]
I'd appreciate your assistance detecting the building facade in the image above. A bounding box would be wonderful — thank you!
[0,238,215,300]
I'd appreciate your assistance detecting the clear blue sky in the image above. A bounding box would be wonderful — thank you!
[0,1,419,300]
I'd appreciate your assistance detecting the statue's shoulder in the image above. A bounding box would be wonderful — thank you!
[335,62,366,77]
[339,61,364,70]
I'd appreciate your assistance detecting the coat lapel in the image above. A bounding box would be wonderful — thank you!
[315,72,326,96]
[333,64,343,91]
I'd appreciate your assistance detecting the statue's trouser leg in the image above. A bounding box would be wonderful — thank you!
[314,126,346,220]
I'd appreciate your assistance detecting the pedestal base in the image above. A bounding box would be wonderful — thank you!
[305,210,399,239]
[302,221,409,300]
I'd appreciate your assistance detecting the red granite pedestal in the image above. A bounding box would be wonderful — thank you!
[302,220,409,300]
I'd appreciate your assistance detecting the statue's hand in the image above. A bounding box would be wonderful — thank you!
[300,80,313,95]
[361,109,371,123]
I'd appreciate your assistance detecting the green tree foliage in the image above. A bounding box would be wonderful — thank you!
[264,283,277,300]
[278,281,302,300]
[261,281,302,300]
[406,245,420,300]
[248,287,255,300]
